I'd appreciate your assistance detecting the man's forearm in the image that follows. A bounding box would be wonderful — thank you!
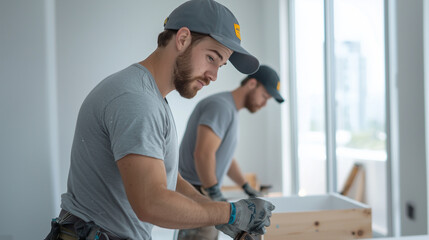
[227,159,246,186]
[117,154,229,230]
[144,187,230,229]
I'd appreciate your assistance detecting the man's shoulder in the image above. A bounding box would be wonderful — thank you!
[197,92,235,118]
[110,64,162,106]
[201,92,233,106]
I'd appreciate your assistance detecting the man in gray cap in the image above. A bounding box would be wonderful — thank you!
[178,65,284,239]
[44,0,274,240]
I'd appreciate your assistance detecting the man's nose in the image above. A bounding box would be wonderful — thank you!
[205,68,218,82]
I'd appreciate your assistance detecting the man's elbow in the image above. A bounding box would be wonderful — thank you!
[193,150,210,162]
[131,199,158,223]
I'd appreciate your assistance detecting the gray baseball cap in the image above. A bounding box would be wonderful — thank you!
[164,0,259,74]
[249,65,284,103]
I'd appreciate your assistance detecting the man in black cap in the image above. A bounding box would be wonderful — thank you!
[44,0,274,240]
[178,65,284,239]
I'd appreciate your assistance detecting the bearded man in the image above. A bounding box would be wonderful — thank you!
[178,65,284,239]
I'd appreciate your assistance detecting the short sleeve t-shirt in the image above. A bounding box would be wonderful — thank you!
[179,92,238,186]
[61,63,178,240]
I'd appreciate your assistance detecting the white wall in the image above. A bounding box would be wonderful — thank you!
[395,0,428,236]
[0,1,285,239]
[0,0,57,239]
[425,0,429,235]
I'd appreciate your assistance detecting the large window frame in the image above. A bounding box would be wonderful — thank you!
[286,0,398,237]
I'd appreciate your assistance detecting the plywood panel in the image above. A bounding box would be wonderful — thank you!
[261,194,372,240]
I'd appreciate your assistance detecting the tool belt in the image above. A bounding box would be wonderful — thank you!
[44,210,126,240]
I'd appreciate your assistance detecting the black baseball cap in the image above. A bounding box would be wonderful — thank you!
[249,65,284,103]
[164,0,259,74]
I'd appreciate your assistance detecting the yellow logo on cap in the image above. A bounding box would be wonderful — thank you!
[164,17,169,26]
[277,81,281,91]
[234,24,241,40]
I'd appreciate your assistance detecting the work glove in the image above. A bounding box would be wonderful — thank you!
[216,198,275,238]
[242,182,262,198]
[204,183,227,201]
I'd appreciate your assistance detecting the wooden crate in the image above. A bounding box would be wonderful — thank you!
[261,193,372,240]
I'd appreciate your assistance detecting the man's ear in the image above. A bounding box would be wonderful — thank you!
[175,27,192,52]
[246,78,258,89]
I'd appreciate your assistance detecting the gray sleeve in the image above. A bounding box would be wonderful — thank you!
[198,101,233,139]
[104,93,165,161]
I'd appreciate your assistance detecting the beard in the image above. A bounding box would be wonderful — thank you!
[244,89,261,113]
[173,45,209,99]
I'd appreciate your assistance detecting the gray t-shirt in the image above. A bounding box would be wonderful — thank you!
[179,92,238,186]
[61,63,178,240]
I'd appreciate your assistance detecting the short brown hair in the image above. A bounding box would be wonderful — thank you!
[240,76,252,86]
[157,30,209,48]
[241,76,261,87]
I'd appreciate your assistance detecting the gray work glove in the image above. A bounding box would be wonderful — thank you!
[204,183,227,201]
[242,182,262,198]
[216,198,275,238]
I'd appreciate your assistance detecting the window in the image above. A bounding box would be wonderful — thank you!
[294,0,327,196]
[333,0,387,235]
[291,0,388,235]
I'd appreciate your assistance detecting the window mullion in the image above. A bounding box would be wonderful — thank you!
[288,0,300,195]
[324,0,337,193]
[385,0,400,236]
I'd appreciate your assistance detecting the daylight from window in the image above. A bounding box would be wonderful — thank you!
[294,0,387,234]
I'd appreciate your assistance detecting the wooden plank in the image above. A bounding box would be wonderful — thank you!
[355,169,365,202]
[263,208,372,240]
[341,164,362,196]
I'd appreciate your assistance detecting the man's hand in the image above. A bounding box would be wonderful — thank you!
[218,198,275,237]
[242,183,262,198]
[204,183,227,201]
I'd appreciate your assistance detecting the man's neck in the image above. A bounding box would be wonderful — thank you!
[231,86,247,111]
[139,47,176,98]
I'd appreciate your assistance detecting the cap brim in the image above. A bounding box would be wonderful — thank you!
[265,85,285,103]
[210,34,259,74]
